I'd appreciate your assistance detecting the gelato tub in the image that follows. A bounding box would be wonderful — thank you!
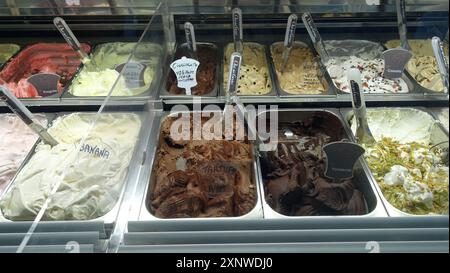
[344,108,449,216]
[257,109,385,218]
[0,112,143,222]
[385,39,449,93]
[161,43,220,99]
[323,40,414,95]
[270,42,332,96]
[141,111,263,221]
[0,43,91,99]
[65,42,162,98]
[223,42,275,97]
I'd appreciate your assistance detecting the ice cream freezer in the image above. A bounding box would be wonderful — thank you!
[0,0,449,253]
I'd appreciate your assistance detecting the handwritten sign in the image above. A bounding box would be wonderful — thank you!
[115,62,147,89]
[170,56,200,95]
[382,48,412,79]
[27,73,60,97]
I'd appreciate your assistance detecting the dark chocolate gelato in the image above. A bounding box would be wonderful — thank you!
[263,112,366,216]
[166,44,217,95]
[148,113,256,218]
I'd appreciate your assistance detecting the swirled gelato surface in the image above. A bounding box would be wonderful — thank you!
[148,113,257,218]
[0,112,141,221]
[271,42,325,95]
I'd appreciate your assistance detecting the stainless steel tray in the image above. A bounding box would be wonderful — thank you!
[160,42,220,100]
[383,40,449,96]
[341,107,449,217]
[220,42,278,99]
[0,111,147,231]
[138,110,264,222]
[269,42,336,98]
[0,43,88,102]
[256,108,387,219]
[61,43,164,101]
[316,42,421,97]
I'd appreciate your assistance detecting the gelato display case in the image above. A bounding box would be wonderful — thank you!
[0,0,448,253]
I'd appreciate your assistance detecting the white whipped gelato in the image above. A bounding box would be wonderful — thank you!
[383,165,434,207]
[350,108,436,144]
[0,113,141,221]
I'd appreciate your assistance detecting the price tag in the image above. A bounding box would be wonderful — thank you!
[323,141,365,180]
[27,73,61,97]
[115,62,147,89]
[170,56,200,95]
[382,48,412,79]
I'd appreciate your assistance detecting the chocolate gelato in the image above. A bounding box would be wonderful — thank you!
[148,113,257,218]
[262,112,366,216]
[166,44,217,95]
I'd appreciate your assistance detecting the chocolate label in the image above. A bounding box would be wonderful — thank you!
[115,62,147,89]
[382,48,412,79]
[170,56,200,96]
[27,73,60,97]
[284,14,298,48]
[323,141,365,179]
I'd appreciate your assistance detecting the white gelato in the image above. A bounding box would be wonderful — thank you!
[350,108,436,144]
[0,113,141,221]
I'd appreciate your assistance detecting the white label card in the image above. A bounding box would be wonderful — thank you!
[170,56,200,95]
[115,62,147,89]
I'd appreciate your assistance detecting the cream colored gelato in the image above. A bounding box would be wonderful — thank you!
[68,42,161,96]
[385,39,449,92]
[69,69,131,96]
[0,113,141,221]
[0,114,47,195]
[223,42,272,95]
[270,42,325,95]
